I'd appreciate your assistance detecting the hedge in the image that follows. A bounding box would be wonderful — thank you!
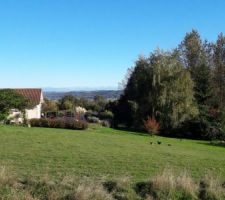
[30,118,88,130]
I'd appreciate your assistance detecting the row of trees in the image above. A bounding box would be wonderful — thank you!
[43,95,113,124]
[109,30,225,140]
[43,95,107,113]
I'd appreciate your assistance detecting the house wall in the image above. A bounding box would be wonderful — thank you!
[26,92,44,119]
[26,103,42,119]
[8,104,42,123]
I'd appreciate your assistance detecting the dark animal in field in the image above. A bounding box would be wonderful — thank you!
[157,141,161,145]
[168,144,172,146]
[149,142,153,145]
[222,181,225,188]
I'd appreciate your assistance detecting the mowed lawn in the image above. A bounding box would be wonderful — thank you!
[0,125,225,181]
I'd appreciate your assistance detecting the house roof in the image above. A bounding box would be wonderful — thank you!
[15,89,43,105]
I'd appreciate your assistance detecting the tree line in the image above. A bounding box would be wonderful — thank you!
[108,30,225,140]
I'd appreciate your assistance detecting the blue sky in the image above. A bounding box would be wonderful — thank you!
[1,0,225,89]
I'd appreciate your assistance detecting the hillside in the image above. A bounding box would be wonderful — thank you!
[0,125,224,181]
[44,90,123,100]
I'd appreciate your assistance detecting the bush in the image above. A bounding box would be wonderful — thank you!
[29,118,40,127]
[144,117,160,135]
[87,116,101,123]
[173,109,225,140]
[72,120,88,130]
[85,110,98,118]
[30,118,88,130]
[47,118,63,128]
[39,118,49,127]
[99,111,114,120]
[101,120,111,127]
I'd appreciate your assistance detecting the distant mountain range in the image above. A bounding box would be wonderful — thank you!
[43,86,118,92]
[44,90,123,100]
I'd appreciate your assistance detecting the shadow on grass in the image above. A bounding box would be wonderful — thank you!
[113,126,149,137]
[197,141,225,148]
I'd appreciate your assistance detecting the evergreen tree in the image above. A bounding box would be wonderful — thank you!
[180,30,224,139]
[180,30,213,106]
[180,30,202,73]
[213,33,225,109]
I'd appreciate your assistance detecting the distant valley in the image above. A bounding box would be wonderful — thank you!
[44,90,123,100]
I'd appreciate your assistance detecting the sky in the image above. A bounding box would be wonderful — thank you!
[1,0,225,90]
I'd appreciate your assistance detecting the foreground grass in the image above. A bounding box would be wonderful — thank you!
[0,125,225,182]
[0,166,225,200]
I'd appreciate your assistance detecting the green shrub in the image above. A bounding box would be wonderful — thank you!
[99,111,114,120]
[29,118,40,127]
[85,110,98,118]
[72,120,88,130]
[87,116,101,123]
[38,118,49,127]
[47,118,59,128]
[103,181,118,193]
[102,120,111,127]
[134,181,153,198]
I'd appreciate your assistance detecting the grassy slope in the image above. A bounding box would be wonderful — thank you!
[0,125,224,181]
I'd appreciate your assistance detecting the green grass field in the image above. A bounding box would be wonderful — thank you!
[0,125,225,181]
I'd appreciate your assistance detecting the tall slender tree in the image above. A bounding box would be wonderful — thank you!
[213,33,225,109]
[180,30,202,72]
[180,30,213,106]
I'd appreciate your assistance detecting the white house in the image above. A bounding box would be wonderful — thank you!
[8,89,44,123]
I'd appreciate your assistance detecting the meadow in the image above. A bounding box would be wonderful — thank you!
[0,125,225,182]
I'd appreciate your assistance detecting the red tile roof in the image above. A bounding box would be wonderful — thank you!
[15,89,42,105]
